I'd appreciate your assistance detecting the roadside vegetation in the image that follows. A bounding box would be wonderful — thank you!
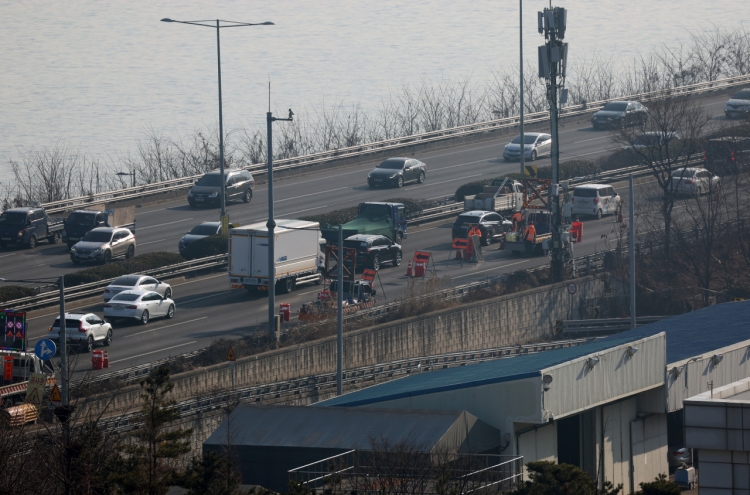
[3,27,750,207]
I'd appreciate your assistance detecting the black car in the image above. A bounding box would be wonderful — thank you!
[343,234,402,271]
[591,101,648,130]
[367,158,426,188]
[179,222,221,256]
[724,88,750,119]
[188,169,254,207]
[451,211,511,246]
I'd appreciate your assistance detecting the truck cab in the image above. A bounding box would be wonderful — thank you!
[0,350,54,407]
[63,210,110,248]
[0,207,64,249]
[323,202,407,245]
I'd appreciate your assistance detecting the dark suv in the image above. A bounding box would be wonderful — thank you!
[451,211,511,246]
[188,169,254,207]
[705,136,750,175]
[343,234,403,271]
[591,101,648,130]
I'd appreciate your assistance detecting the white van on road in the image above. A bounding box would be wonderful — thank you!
[569,184,621,219]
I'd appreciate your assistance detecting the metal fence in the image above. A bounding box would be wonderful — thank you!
[288,449,524,494]
[38,74,750,215]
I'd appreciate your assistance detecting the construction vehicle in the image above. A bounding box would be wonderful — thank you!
[502,211,574,258]
[228,219,325,294]
[321,202,407,244]
[0,349,55,407]
[463,178,523,215]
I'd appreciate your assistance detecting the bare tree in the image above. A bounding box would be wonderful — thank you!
[612,93,711,256]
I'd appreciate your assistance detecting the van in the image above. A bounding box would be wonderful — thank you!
[705,137,750,175]
[570,184,620,219]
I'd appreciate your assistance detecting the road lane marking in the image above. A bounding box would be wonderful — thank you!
[276,187,348,203]
[178,291,233,306]
[574,135,613,144]
[123,317,208,338]
[0,253,17,258]
[138,238,168,246]
[109,341,198,364]
[138,218,194,230]
[172,273,225,286]
[453,260,530,279]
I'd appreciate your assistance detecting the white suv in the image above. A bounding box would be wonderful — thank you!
[48,313,113,353]
[569,184,621,219]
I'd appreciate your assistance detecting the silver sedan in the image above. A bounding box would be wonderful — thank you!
[103,274,173,302]
[503,132,552,161]
[103,289,175,325]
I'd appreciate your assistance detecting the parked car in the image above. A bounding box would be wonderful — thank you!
[179,222,221,256]
[103,290,176,325]
[667,167,720,197]
[591,101,648,129]
[104,275,173,302]
[343,234,402,271]
[188,169,254,207]
[569,184,621,219]
[451,211,512,246]
[0,207,64,249]
[724,88,750,119]
[48,313,113,353]
[367,158,426,188]
[70,227,136,264]
[705,136,750,174]
[503,132,552,161]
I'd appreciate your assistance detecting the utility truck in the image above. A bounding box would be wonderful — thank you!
[321,202,407,244]
[0,207,65,249]
[228,219,325,294]
[0,350,55,407]
[502,211,574,258]
[463,178,523,215]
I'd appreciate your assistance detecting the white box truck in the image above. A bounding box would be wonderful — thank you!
[228,219,324,293]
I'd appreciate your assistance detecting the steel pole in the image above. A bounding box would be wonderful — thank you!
[58,275,67,405]
[629,174,636,329]
[337,224,343,396]
[267,112,276,340]
[548,33,563,282]
[519,0,525,176]
[216,20,227,229]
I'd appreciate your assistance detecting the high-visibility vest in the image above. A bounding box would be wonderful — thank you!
[524,225,536,241]
[468,226,482,237]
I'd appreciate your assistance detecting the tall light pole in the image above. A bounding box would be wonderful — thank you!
[519,0,526,176]
[161,17,274,235]
[116,170,136,188]
[267,107,294,340]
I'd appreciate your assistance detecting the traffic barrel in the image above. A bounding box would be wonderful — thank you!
[406,259,413,276]
[92,350,104,370]
[279,303,291,322]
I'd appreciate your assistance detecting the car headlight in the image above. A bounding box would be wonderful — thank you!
[208,191,218,197]
[17,231,23,237]
[70,246,76,252]
[93,247,103,253]
[187,190,193,197]
[390,174,397,179]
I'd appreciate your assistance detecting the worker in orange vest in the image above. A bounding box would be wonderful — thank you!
[467,224,482,239]
[467,224,482,259]
[524,221,536,254]
[511,211,523,232]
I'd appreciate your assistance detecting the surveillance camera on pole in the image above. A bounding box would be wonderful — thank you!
[537,6,569,282]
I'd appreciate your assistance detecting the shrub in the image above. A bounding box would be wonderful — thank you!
[596,149,641,171]
[560,159,600,179]
[381,197,423,217]
[0,286,38,305]
[63,252,185,287]
[181,235,227,260]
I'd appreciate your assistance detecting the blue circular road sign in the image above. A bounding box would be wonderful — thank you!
[35,339,57,360]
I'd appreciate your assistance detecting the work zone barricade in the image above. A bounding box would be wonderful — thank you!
[92,350,110,370]
[450,238,471,260]
[411,251,433,277]
[361,269,377,283]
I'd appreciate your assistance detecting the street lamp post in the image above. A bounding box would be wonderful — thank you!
[161,17,274,234]
[267,109,294,340]
[116,170,136,188]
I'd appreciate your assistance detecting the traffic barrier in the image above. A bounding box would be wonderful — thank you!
[91,351,101,370]
[451,238,470,260]
[406,260,414,276]
[571,221,583,243]
[412,251,432,277]
[317,289,330,301]
[279,303,291,322]
[361,269,376,282]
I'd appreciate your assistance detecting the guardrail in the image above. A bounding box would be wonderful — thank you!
[96,337,594,431]
[1,254,227,311]
[562,316,667,336]
[39,74,750,215]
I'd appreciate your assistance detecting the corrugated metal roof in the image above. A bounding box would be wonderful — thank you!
[319,332,653,408]
[204,404,480,450]
[599,300,750,364]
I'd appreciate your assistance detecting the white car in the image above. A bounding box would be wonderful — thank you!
[503,132,552,161]
[103,275,173,302]
[48,313,113,353]
[569,184,621,219]
[103,289,175,325]
[668,167,720,197]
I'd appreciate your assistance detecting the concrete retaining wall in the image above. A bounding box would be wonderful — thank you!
[84,274,626,416]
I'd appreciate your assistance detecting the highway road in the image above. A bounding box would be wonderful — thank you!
[1,90,736,375]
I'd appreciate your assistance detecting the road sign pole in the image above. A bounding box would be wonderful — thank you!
[58,275,67,406]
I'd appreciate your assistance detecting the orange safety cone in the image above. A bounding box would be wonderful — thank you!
[406,259,414,276]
